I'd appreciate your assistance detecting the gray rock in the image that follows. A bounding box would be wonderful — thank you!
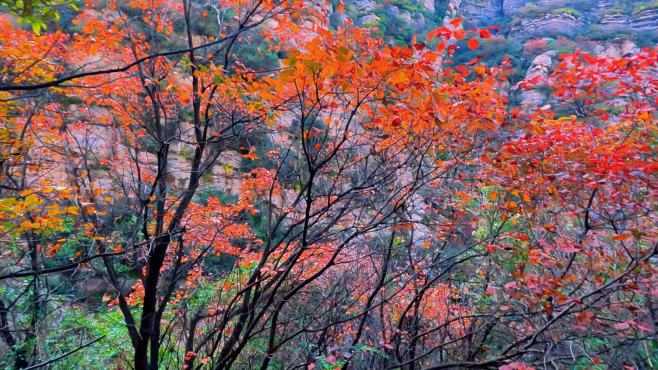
[503,0,528,15]
[411,11,427,28]
[331,12,350,26]
[600,14,631,31]
[510,13,581,39]
[385,4,400,15]
[460,0,504,25]
[597,0,615,8]
[517,50,556,111]
[358,14,380,26]
[596,39,639,58]
[399,10,412,24]
[631,7,658,31]
[354,0,376,12]
[418,0,435,13]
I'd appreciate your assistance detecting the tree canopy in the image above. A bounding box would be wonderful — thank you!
[0,1,656,369]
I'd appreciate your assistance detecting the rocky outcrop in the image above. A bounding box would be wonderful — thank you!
[354,0,375,12]
[208,150,243,196]
[600,13,631,30]
[399,10,412,24]
[631,7,658,31]
[600,7,658,32]
[597,0,615,8]
[503,0,527,14]
[358,14,380,26]
[593,39,639,58]
[443,0,462,24]
[517,50,556,111]
[460,0,503,25]
[511,13,581,39]
[337,0,654,69]
[418,0,435,14]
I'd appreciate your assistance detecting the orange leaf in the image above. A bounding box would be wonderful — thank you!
[612,233,633,241]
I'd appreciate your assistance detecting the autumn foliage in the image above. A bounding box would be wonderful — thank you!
[0,1,656,369]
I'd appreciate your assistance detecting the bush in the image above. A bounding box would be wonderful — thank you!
[523,38,549,56]
[551,7,581,17]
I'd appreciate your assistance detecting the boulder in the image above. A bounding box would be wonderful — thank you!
[595,39,639,58]
[354,0,376,12]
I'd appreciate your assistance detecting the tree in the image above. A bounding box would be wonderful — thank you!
[0,1,656,369]
[0,0,75,34]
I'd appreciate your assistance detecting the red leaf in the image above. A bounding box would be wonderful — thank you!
[449,18,462,28]
[467,38,479,50]
[479,29,491,39]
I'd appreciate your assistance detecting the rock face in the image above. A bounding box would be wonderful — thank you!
[338,0,655,72]
[358,14,380,25]
[518,50,556,110]
[515,37,640,111]
[632,7,658,30]
[511,13,581,39]
[443,0,462,24]
[341,0,657,37]
[354,0,376,11]
[446,0,657,37]
[418,0,435,13]
[399,10,412,23]
[593,39,639,58]
[600,7,658,32]
[503,0,527,14]
[600,13,631,30]
[460,0,503,25]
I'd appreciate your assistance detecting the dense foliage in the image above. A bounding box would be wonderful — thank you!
[0,0,656,369]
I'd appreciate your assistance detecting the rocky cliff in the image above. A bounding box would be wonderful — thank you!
[337,0,656,106]
[340,0,658,43]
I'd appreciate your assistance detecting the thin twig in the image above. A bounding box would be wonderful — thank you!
[24,335,106,369]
